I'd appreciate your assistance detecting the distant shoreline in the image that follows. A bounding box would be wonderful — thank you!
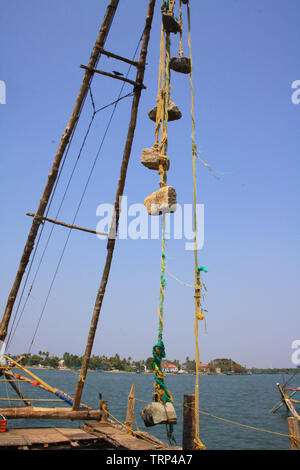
[27,366,300,376]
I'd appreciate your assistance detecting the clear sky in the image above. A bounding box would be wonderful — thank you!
[0,0,299,368]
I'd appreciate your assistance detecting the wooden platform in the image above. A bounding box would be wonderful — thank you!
[0,426,100,450]
[83,421,181,450]
[0,421,181,450]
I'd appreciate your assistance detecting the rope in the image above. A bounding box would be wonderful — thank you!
[179,0,183,57]
[148,14,176,446]
[186,1,206,451]
[135,396,293,441]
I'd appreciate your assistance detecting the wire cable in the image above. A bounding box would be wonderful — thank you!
[27,31,145,353]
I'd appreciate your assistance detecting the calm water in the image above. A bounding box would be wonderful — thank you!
[0,369,296,450]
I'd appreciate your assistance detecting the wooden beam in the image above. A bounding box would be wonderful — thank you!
[26,213,108,237]
[72,0,157,411]
[80,65,146,89]
[125,382,135,433]
[99,394,109,423]
[94,47,139,67]
[3,372,32,407]
[0,407,102,420]
[284,398,300,420]
[0,0,120,342]
[182,394,196,450]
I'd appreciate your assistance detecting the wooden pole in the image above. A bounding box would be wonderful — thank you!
[276,383,300,419]
[182,394,196,450]
[288,417,300,450]
[80,65,146,89]
[72,0,157,411]
[99,393,109,423]
[0,0,120,342]
[0,406,102,420]
[125,382,136,433]
[3,372,32,407]
[26,212,108,237]
[94,48,139,67]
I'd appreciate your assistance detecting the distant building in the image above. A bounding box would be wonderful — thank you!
[161,362,178,373]
[199,364,210,373]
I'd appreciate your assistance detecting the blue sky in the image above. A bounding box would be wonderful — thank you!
[0,0,299,368]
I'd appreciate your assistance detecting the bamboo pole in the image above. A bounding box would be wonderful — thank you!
[0,406,102,420]
[3,372,32,407]
[72,0,157,411]
[3,356,90,410]
[125,382,136,433]
[80,65,146,89]
[94,48,139,67]
[26,213,108,237]
[0,0,120,342]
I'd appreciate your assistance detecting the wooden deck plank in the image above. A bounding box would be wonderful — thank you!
[0,422,180,450]
[0,427,98,448]
[83,421,179,450]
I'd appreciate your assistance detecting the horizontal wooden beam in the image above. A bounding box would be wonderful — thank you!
[80,65,146,89]
[0,406,102,420]
[95,47,139,67]
[26,213,108,237]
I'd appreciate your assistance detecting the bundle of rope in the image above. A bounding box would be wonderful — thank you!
[152,11,176,443]
[142,0,208,450]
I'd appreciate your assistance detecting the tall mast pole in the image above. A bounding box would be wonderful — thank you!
[72,0,157,411]
[0,0,120,342]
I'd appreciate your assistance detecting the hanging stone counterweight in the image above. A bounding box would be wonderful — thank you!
[169,56,191,74]
[141,148,170,171]
[141,402,177,427]
[148,100,182,122]
[144,186,177,216]
[162,13,181,34]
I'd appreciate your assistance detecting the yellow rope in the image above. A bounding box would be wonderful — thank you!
[197,408,292,439]
[185,1,206,451]
[179,0,183,57]
[167,0,175,15]
[135,396,293,441]
[152,17,174,410]
[154,24,165,151]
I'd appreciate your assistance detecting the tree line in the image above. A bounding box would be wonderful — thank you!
[10,352,198,372]
[9,353,300,374]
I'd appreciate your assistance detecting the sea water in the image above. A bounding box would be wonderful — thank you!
[0,369,294,450]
